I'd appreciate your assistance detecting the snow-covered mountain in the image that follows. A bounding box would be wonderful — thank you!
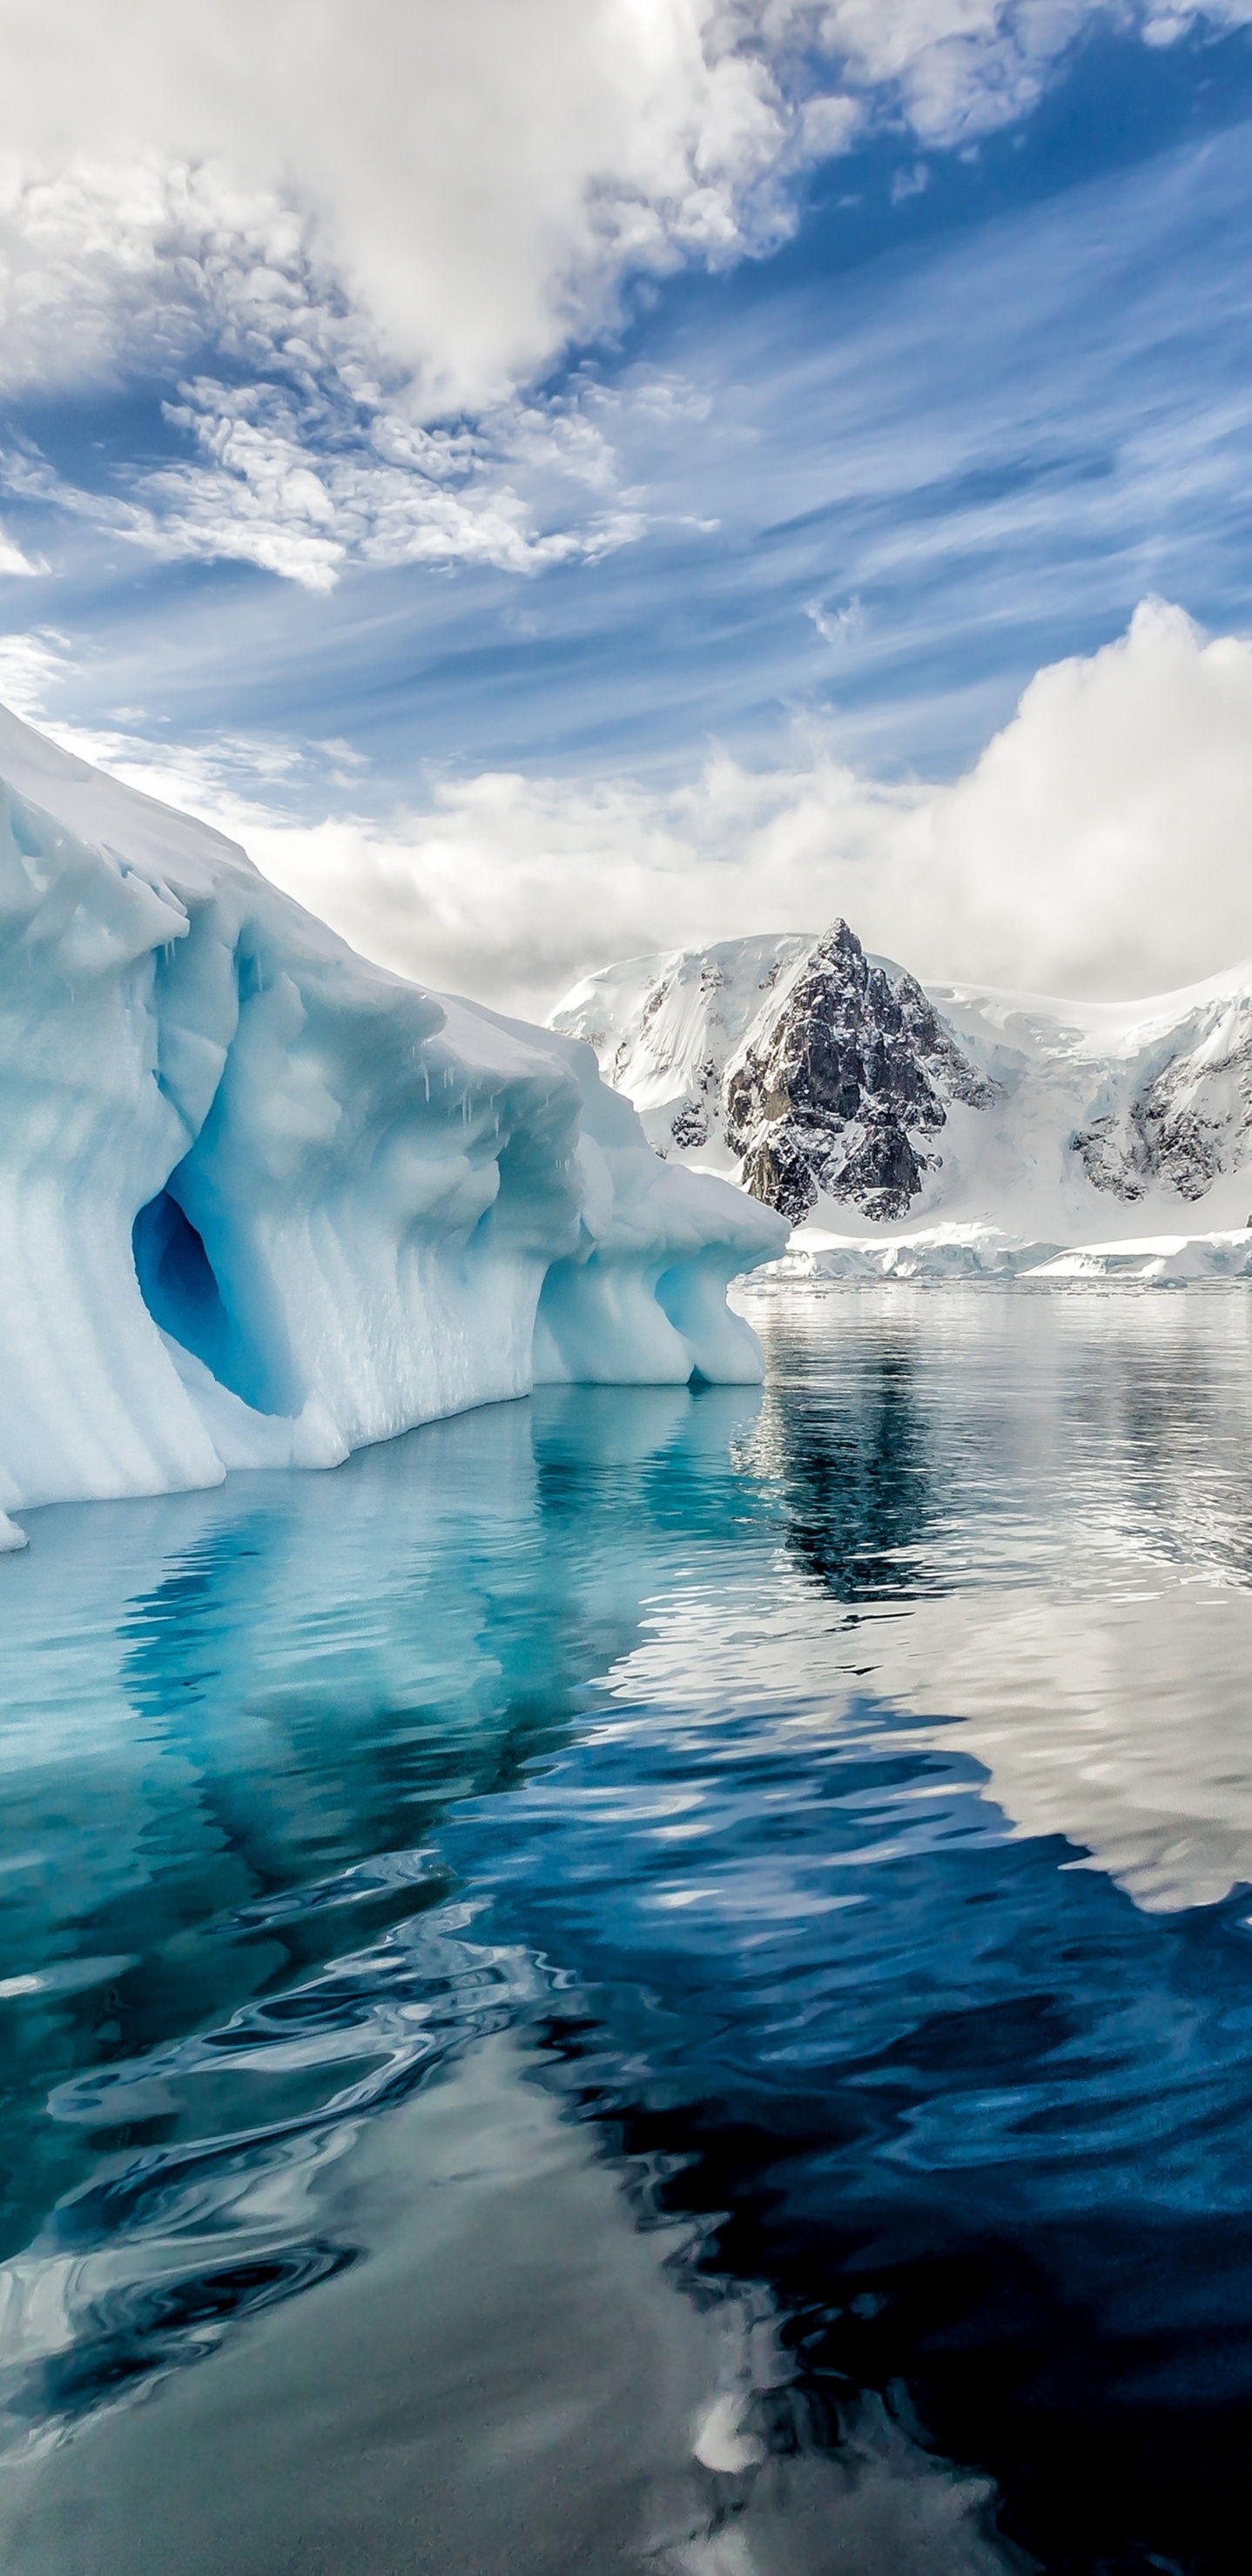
[552,920,1252,1277]
[0,706,783,1550]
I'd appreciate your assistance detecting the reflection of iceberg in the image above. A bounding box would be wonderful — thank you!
[0,705,782,1546]
[0,1381,769,2449]
[0,1385,1025,2570]
[10,1352,1252,2566]
[8,1296,1252,2567]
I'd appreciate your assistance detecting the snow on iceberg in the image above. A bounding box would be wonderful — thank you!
[0,705,784,1540]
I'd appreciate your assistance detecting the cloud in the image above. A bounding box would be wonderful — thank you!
[0,519,40,577]
[804,596,865,644]
[904,597,1252,995]
[0,378,646,590]
[0,6,803,421]
[0,4,1247,584]
[0,628,72,717]
[1,5,1247,415]
[11,597,1244,1017]
[0,157,654,585]
[237,602,1252,1013]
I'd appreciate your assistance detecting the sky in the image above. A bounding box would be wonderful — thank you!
[3,0,1252,1015]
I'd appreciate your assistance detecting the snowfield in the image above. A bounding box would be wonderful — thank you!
[554,927,1252,1276]
[0,706,784,1552]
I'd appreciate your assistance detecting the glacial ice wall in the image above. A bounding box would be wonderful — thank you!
[0,706,783,1549]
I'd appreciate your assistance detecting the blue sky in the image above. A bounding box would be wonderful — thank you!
[3,4,1252,1007]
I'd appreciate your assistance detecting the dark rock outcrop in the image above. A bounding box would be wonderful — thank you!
[1074,1003,1252,1204]
[670,1054,717,1150]
[724,920,996,1223]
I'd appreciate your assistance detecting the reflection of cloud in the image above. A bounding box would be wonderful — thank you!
[628,1289,1252,1915]
[605,1566,1252,1916]
[869,1588,1252,1913]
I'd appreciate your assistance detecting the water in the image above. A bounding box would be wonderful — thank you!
[3,1286,1252,2572]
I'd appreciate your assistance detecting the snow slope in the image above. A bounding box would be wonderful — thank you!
[554,934,812,1166]
[0,707,783,1549]
[553,926,1252,1274]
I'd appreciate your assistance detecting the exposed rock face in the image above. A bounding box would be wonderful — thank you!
[1073,1001,1252,1204]
[724,920,997,1223]
[550,934,815,1168]
[670,1063,717,1150]
[555,927,1252,1244]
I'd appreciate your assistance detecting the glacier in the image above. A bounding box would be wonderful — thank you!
[0,705,784,1553]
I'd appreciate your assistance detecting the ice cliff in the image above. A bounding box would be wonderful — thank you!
[553,920,1252,1271]
[0,705,784,1551]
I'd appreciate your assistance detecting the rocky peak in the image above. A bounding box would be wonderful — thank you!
[724,920,997,1223]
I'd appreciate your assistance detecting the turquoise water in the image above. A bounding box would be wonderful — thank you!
[4,1286,1252,2571]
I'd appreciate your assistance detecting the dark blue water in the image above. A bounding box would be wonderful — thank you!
[4,1286,1252,2573]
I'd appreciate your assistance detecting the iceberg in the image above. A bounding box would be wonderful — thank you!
[0,706,784,1546]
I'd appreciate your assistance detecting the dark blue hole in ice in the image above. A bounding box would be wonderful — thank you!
[131,1187,261,1412]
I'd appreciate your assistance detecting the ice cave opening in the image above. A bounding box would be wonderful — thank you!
[132,1185,282,1417]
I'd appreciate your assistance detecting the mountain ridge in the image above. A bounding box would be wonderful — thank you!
[551,920,1252,1271]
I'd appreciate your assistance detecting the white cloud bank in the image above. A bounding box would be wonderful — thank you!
[1,3,1250,582]
[4,3,1249,408]
[13,600,1251,1015]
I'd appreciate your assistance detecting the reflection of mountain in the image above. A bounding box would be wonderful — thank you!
[752,1312,944,1601]
[752,1284,1252,1612]
[7,1299,1252,2572]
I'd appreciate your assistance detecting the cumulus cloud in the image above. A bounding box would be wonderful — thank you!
[243,602,1252,1010]
[0,156,654,585]
[3,6,1242,407]
[0,4,801,420]
[892,597,1252,995]
[11,600,1246,1015]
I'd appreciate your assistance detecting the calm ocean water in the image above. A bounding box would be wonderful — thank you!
[3,1285,1252,2573]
